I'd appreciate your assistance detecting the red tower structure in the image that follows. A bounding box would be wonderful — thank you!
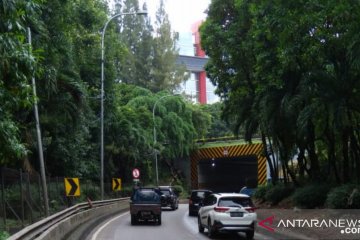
[191,21,207,104]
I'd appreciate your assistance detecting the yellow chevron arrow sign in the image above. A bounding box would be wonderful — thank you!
[112,178,121,191]
[64,178,80,196]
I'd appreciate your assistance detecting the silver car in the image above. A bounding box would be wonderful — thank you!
[198,193,256,239]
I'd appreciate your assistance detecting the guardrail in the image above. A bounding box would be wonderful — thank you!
[8,197,130,240]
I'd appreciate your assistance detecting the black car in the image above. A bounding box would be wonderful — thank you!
[158,186,179,210]
[188,189,212,216]
[130,187,162,225]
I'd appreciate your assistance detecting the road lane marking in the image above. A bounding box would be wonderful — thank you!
[91,212,129,240]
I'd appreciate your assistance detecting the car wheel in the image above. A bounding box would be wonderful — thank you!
[157,215,162,225]
[198,216,204,233]
[207,218,217,238]
[246,230,254,240]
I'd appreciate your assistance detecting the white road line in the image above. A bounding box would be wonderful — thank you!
[91,212,129,240]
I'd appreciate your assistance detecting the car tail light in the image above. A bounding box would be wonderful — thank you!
[245,207,256,213]
[189,199,193,205]
[214,207,230,212]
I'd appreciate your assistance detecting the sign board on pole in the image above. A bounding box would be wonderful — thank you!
[132,168,140,179]
[223,147,229,156]
[112,178,122,191]
[64,178,80,196]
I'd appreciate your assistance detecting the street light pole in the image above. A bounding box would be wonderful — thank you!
[28,28,49,216]
[152,94,180,185]
[100,11,147,200]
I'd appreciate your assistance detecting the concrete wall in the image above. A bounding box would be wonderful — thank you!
[37,200,129,240]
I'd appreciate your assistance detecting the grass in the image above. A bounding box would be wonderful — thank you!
[197,139,261,149]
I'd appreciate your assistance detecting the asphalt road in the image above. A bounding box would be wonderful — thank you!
[86,204,275,240]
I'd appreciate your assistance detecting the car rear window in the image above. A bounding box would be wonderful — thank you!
[160,190,171,196]
[191,191,207,199]
[218,197,254,208]
[132,190,160,203]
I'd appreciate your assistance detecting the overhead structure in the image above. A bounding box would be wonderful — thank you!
[190,143,267,192]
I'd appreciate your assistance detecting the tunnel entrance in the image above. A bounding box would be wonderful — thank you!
[197,155,258,193]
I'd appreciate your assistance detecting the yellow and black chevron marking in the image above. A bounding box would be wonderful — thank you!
[190,143,266,189]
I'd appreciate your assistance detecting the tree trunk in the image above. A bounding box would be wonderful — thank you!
[307,122,320,181]
[350,131,360,183]
[326,130,341,184]
[347,110,360,183]
[268,135,279,182]
[285,162,299,186]
[342,130,350,183]
[261,131,277,184]
[297,146,305,178]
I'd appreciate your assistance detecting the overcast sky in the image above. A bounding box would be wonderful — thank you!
[109,0,211,33]
[143,0,211,33]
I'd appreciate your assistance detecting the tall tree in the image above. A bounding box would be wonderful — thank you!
[151,0,187,92]
[0,0,41,165]
[201,103,233,139]
[22,0,110,177]
[114,0,153,88]
[200,0,360,184]
[104,84,210,184]
[0,0,210,187]
[114,0,187,92]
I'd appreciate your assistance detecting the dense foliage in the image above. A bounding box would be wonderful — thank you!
[0,0,41,164]
[0,0,210,188]
[201,102,233,139]
[201,0,360,185]
[106,84,210,184]
[292,184,331,208]
[325,184,360,209]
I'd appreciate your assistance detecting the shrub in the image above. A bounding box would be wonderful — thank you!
[172,185,184,197]
[253,184,272,202]
[265,184,294,205]
[119,185,135,197]
[81,184,101,201]
[348,188,360,208]
[325,184,360,209]
[0,231,9,240]
[49,199,63,212]
[293,184,330,208]
[5,185,22,203]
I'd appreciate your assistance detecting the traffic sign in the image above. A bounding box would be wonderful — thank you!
[64,178,80,196]
[223,147,229,156]
[132,168,140,179]
[112,178,122,191]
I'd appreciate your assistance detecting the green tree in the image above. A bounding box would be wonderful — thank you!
[114,0,187,92]
[23,0,109,177]
[114,0,153,88]
[0,0,41,164]
[0,0,211,189]
[201,102,233,139]
[150,0,188,92]
[102,84,210,184]
[200,0,360,185]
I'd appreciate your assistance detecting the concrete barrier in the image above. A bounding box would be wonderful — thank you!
[37,200,129,240]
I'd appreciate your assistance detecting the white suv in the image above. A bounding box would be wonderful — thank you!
[198,193,256,239]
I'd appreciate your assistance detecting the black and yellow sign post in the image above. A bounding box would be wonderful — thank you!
[112,178,121,192]
[64,178,80,196]
[64,177,80,207]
